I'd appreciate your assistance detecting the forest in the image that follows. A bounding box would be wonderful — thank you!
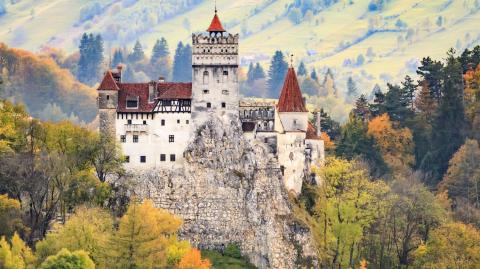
[1,36,480,268]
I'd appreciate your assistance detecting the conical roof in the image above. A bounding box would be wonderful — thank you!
[277,68,307,112]
[98,71,119,91]
[207,11,226,32]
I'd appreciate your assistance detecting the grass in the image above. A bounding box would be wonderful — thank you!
[201,250,258,269]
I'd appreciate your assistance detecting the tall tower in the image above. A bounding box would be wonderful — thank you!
[191,9,239,126]
[97,70,119,137]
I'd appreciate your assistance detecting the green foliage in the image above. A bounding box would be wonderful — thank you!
[201,250,257,269]
[224,243,242,259]
[40,248,94,269]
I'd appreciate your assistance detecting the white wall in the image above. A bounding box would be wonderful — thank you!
[278,112,309,132]
[116,112,192,170]
[276,132,307,194]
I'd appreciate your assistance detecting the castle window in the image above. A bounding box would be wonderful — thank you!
[223,71,228,76]
[222,90,229,95]
[120,135,126,143]
[221,102,226,108]
[133,135,139,143]
[186,120,189,124]
[170,154,176,162]
[106,95,110,100]
[203,89,209,94]
[161,119,165,126]
[126,97,139,109]
[140,156,146,163]
[203,71,209,84]
[177,119,180,124]
[160,154,166,162]
[125,156,130,163]
[143,120,147,125]
[206,102,211,108]
[127,119,132,124]
[169,135,174,143]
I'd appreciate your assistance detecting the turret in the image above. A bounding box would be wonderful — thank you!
[97,70,119,137]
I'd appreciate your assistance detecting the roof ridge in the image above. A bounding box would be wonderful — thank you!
[277,68,307,113]
[98,71,119,91]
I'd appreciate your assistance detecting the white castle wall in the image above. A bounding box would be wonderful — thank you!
[115,112,192,170]
[276,132,307,194]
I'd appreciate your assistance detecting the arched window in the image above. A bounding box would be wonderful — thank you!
[203,71,209,84]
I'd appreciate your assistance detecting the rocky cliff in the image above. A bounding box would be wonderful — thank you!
[132,116,319,269]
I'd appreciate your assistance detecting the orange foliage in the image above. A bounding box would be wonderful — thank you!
[367,114,414,169]
[321,132,335,151]
[176,249,212,269]
[0,43,96,122]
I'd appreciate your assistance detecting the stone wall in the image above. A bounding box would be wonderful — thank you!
[130,116,319,269]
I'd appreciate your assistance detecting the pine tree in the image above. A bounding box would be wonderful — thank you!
[346,77,358,103]
[267,51,289,98]
[77,33,90,84]
[246,62,255,85]
[253,63,265,80]
[353,95,371,122]
[298,61,307,76]
[172,42,192,82]
[111,49,124,68]
[430,49,467,182]
[128,40,144,63]
[417,57,444,102]
[310,69,318,81]
[401,75,417,110]
[151,38,169,64]
[77,33,104,85]
[384,83,414,125]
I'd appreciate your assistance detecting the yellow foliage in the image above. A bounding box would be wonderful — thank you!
[367,114,414,169]
[176,249,212,269]
[0,194,26,237]
[40,248,94,269]
[0,233,36,269]
[321,132,335,151]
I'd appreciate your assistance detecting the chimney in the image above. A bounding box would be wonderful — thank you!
[116,65,123,83]
[158,76,165,83]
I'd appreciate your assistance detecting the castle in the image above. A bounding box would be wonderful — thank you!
[97,10,324,194]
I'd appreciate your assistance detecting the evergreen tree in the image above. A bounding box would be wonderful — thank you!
[417,57,444,102]
[346,77,358,103]
[253,63,265,80]
[247,62,255,85]
[77,33,90,84]
[151,38,169,64]
[319,108,341,140]
[310,69,318,81]
[128,40,145,63]
[267,51,289,98]
[77,33,104,85]
[401,75,417,110]
[298,61,307,76]
[430,49,467,183]
[111,49,124,68]
[353,95,371,122]
[370,88,386,117]
[384,83,414,125]
[172,42,192,82]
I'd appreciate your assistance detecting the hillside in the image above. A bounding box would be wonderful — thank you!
[1,0,480,108]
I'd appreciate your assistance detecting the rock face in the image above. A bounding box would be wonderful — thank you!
[132,116,319,269]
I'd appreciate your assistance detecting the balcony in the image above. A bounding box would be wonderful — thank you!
[124,124,148,133]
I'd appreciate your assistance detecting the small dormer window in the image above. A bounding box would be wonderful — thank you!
[126,97,139,109]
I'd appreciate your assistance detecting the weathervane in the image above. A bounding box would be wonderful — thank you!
[215,0,217,13]
[290,54,294,67]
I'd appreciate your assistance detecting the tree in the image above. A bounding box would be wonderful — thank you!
[417,57,444,102]
[172,42,192,82]
[318,109,341,140]
[151,38,169,64]
[0,233,36,269]
[111,199,184,269]
[0,195,26,238]
[414,223,480,269]
[77,33,104,85]
[383,83,414,126]
[438,139,480,225]
[111,49,124,68]
[368,114,415,170]
[352,95,371,122]
[128,40,145,63]
[346,77,358,103]
[0,0,6,16]
[298,62,307,76]
[246,63,255,85]
[401,75,417,110]
[176,249,212,269]
[89,134,124,182]
[267,51,289,98]
[35,207,113,268]
[253,63,265,80]
[40,249,94,269]
[310,69,318,81]
[430,49,467,182]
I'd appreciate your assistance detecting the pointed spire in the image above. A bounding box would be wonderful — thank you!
[207,4,226,32]
[277,68,307,112]
[98,71,120,91]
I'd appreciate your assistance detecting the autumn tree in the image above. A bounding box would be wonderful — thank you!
[35,206,113,268]
[0,195,26,238]
[367,114,415,170]
[413,223,480,268]
[0,233,36,269]
[176,249,212,269]
[110,199,185,269]
[40,249,94,269]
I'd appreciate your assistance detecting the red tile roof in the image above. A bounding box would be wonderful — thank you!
[116,82,192,113]
[207,13,226,32]
[158,83,192,99]
[306,122,321,140]
[98,71,120,91]
[277,68,307,112]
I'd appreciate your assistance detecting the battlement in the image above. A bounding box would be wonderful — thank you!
[192,33,239,46]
